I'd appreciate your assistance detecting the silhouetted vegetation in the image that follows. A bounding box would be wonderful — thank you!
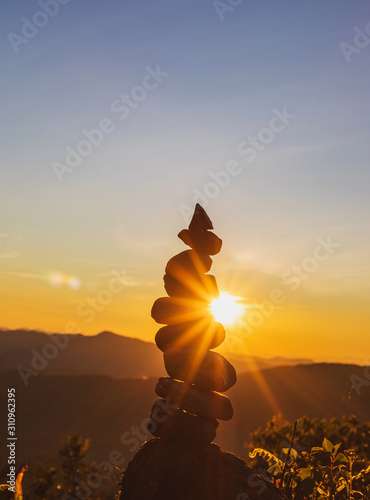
[248,415,370,499]
[1,416,369,499]
[1,435,116,500]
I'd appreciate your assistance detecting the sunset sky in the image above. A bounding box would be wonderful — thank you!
[1,0,369,363]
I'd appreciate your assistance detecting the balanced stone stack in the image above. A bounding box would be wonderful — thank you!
[120,205,287,500]
[148,204,237,445]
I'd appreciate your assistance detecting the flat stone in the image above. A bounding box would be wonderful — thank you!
[178,229,222,255]
[151,297,211,325]
[155,319,225,352]
[165,250,212,281]
[163,349,237,392]
[155,377,234,420]
[147,398,218,444]
[163,273,219,301]
[188,204,214,231]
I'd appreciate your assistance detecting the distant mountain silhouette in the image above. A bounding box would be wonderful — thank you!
[0,363,368,468]
[0,329,313,378]
[0,329,165,379]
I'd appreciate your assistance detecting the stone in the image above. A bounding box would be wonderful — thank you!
[163,349,237,392]
[165,250,212,280]
[151,297,211,325]
[178,229,222,255]
[147,398,218,444]
[155,319,225,352]
[188,203,214,230]
[119,438,288,500]
[155,377,234,420]
[163,273,219,301]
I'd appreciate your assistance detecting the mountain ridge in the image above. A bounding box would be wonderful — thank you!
[0,328,315,379]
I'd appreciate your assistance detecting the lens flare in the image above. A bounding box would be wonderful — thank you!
[48,272,81,290]
[210,292,244,325]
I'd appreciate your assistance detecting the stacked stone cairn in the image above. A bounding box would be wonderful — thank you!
[120,205,287,500]
[148,203,237,445]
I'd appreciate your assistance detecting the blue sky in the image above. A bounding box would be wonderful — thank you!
[0,0,369,361]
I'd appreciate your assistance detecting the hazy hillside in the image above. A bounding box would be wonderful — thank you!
[0,329,313,378]
[0,363,368,468]
[0,329,165,379]
[218,362,370,457]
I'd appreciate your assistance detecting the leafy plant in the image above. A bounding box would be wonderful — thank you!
[248,416,370,499]
[59,434,91,496]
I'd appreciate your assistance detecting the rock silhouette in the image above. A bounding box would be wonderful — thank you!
[149,203,236,434]
[119,204,286,500]
[120,439,288,500]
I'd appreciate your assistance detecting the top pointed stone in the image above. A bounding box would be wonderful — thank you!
[188,204,213,231]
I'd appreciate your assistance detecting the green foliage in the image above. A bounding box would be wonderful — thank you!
[247,415,370,499]
[248,414,370,462]
[59,434,91,496]
[249,448,284,476]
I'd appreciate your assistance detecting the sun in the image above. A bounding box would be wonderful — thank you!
[210,292,244,325]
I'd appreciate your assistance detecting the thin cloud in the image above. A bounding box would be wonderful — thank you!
[0,251,19,259]
[0,271,45,280]
[93,271,139,287]
[73,258,117,266]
